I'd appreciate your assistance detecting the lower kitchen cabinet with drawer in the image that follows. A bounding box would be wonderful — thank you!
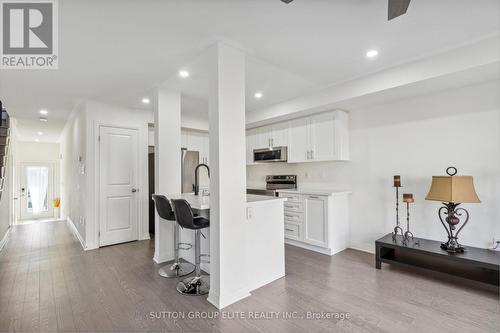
[279,190,350,256]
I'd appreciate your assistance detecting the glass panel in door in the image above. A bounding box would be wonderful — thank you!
[20,164,54,220]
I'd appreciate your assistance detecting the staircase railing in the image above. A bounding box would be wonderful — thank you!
[0,101,10,203]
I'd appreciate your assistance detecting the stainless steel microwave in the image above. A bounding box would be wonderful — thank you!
[253,146,287,163]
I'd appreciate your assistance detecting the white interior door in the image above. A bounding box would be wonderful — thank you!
[19,163,54,220]
[99,126,139,246]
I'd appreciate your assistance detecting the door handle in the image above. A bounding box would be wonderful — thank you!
[132,188,138,193]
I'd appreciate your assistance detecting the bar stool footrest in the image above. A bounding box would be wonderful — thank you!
[200,253,210,264]
[177,243,192,251]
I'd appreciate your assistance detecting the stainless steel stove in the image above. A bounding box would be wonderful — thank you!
[247,175,297,197]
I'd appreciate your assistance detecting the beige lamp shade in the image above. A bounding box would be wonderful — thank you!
[425,176,481,203]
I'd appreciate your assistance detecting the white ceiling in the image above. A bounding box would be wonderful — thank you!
[0,0,499,142]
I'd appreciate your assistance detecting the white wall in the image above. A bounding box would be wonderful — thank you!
[60,104,87,241]
[60,100,153,250]
[247,80,500,252]
[16,141,60,162]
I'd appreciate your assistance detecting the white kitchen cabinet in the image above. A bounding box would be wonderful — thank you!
[183,130,210,165]
[201,134,209,165]
[288,110,349,163]
[246,127,260,165]
[271,122,289,147]
[304,195,328,247]
[248,122,289,152]
[279,190,349,256]
[257,126,272,148]
[288,117,309,162]
[246,110,348,165]
[310,112,336,162]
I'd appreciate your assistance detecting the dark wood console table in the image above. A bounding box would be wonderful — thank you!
[376,234,500,286]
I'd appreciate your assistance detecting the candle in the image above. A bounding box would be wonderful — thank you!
[403,193,414,203]
[394,175,401,187]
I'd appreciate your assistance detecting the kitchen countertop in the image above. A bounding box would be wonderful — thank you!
[276,188,352,196]
[168,193,287,210]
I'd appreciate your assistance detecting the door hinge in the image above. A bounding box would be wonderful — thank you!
[98,136,100,142]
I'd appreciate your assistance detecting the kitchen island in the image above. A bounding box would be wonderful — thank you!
[164,193,287,293]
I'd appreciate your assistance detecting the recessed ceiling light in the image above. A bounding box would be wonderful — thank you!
[141,97,150,104]
[254,92,263,99]
[39,117,48,122]
[366,50,379,58]
[35,139,39,142]
[179,70,190,78]
[39,109,48,115]
[37,131,44,136]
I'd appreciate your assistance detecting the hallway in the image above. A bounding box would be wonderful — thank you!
[0,221,498,333]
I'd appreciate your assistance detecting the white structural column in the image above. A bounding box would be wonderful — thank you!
[153,89,181,264]
[207,42,250,309]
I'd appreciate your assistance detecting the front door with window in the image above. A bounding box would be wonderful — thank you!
[19,163,54,220]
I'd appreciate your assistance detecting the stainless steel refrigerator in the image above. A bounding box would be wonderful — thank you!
[181,149,199,193]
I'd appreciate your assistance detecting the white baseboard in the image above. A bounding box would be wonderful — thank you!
[153,254,174,265]
[67,218,86,250]
[348,243,375,254]
[285,239,336,255]
[0,227,10,252]
[207,287,251,310]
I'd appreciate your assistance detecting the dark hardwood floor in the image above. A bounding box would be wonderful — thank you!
[0,221,498,332]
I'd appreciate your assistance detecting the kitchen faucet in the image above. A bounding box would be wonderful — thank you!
[194,163,210,196]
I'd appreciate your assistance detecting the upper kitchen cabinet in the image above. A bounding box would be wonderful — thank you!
[251,123,289,149]
[246,127,260,165]
[288,117,310,162]
[270,122,289,147]
[288,110,349,163]
[182,130,210,165]
[246,122,290,165]
[246,110,349,165]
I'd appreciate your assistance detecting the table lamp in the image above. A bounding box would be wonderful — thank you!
[425,167,481,253]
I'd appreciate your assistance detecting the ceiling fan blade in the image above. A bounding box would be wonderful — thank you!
[388,0,411,20]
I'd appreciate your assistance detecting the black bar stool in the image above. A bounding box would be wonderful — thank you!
[171,199,210,296]
[152,195,195,278]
